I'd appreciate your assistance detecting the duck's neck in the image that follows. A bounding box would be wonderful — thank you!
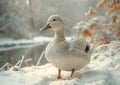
[53,30,65,43]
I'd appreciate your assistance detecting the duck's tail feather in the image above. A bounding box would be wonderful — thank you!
[88,45,96,56]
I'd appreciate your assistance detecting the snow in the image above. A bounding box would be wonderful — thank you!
[0,40,120,85]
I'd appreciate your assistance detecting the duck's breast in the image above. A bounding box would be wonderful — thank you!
[45,41,68,59]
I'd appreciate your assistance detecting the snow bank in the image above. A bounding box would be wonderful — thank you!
[0,41,120,85]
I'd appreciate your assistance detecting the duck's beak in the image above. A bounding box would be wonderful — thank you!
[40,24,52,31]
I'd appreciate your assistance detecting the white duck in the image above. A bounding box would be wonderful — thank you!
[40,15,93,79]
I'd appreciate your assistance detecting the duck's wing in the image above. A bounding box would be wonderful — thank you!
[66,39,94,58]
[69,37,88,50]
[68,47,89,58]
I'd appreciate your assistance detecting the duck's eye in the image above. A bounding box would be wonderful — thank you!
[53,19,56,21]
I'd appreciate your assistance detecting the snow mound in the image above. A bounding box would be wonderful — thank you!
[0,41,120,85]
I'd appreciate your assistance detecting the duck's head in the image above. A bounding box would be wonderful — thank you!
[40,15,65,32]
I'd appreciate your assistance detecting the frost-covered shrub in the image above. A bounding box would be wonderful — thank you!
[74,0,120,45]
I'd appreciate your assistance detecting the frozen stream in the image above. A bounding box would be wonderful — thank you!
[0,37,51,52]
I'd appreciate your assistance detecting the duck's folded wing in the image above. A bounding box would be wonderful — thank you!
[69,45,94,58]
[68,48,89,57]
[88,46,95,56]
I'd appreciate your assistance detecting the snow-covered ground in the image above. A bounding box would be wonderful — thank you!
[0,41,120,85]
